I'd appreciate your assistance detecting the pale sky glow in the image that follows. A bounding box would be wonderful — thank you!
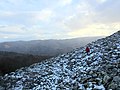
[0,0,120,42]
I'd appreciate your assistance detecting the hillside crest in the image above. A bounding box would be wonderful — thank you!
[0,31,120,90]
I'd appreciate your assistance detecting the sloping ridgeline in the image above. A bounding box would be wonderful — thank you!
[0,31,120,90]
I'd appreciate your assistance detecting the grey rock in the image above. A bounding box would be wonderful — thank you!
[113,76,120,85]
[0,86,5,90]
[103,75,110,84]
[108,83,118,90]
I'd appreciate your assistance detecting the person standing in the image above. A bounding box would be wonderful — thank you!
[86,47,90,55]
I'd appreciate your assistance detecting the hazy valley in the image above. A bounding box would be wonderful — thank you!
[0,37,102,56]
[0,36,102,75]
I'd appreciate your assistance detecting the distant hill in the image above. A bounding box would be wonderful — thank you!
[0,36,102,56]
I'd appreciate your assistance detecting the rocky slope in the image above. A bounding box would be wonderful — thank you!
[0,31,120,90]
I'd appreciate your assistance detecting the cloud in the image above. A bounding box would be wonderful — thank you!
[67,23,120,37]
[0,25,26,34]
[0,8,55,26]
[0,11,15,17]
[0,0,120,41]
[62,0,120,32]
[0,11,30,26]
[7,0,24,5]
[96,0,107,3]
[31,9,55,22]
[94,1,120,23]
[0,33,20,39]
[0,24,57,41]
[63,1,95,30]
[59,0,72,6]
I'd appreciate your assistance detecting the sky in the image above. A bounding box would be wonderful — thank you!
[0,0,120,42]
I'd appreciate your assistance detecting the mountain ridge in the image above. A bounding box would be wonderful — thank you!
[0,36,103,56]
[0,31,120,90]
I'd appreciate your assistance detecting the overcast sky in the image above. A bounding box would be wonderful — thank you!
[0,0,119,42]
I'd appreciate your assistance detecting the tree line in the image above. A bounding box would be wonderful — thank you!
[0,51,52,75]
